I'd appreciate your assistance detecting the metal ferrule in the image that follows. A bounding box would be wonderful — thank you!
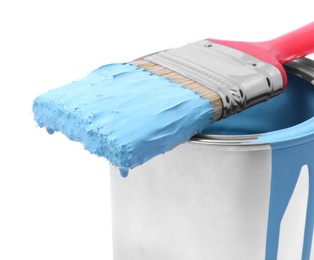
[144,40,284,119]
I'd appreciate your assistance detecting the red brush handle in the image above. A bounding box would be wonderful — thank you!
[259,22,314,64]
[209,22,314,87]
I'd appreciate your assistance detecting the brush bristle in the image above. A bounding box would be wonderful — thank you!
[33,62,216,176]
[131,59,223,121]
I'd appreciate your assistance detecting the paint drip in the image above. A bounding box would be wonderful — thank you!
[33,63,213,177]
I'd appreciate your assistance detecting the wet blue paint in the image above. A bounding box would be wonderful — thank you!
[205,73,314,259]
[33,63,213,177]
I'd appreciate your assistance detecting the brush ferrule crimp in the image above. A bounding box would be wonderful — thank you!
[144,40,284,120]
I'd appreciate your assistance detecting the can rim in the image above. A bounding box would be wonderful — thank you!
[191,133,263,146]
[191,58,314,148]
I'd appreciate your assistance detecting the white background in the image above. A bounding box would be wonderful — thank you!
[0,0,313,259]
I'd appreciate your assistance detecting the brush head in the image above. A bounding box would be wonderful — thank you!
[33,63,214,176]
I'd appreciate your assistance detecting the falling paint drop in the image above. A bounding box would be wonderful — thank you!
[119,168,129,178]
[46,127,55,135]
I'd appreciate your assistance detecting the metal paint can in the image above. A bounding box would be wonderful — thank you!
[110,58,314,260]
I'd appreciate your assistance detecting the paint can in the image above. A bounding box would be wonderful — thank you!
[110,58,314,260]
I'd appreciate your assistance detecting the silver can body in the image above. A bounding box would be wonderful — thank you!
[110,58,314,260]
[111,143,308,260]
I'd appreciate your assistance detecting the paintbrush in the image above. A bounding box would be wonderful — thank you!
[33,22,314,177]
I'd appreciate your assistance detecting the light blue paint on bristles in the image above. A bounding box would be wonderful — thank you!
[33,63,214,177]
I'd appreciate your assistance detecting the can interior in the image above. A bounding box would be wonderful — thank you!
[200,69,314,137]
